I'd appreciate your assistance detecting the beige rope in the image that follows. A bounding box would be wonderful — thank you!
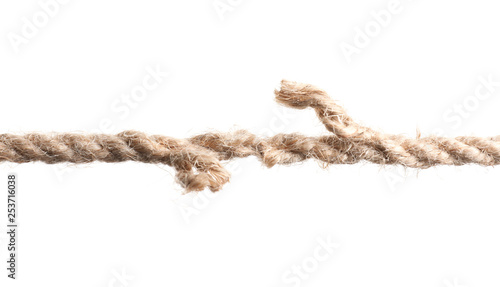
[2,80,499,192]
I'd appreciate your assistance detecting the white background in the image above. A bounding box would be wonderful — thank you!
[1,0,500,286]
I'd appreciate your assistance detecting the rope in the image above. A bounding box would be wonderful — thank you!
[2,80,499,192]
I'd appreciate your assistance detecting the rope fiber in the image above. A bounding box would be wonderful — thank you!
[2,80,499,192]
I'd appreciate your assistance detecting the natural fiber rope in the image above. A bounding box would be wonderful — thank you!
[2,80,500,192]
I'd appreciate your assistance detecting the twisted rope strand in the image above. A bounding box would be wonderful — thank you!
[2,80,499,192]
